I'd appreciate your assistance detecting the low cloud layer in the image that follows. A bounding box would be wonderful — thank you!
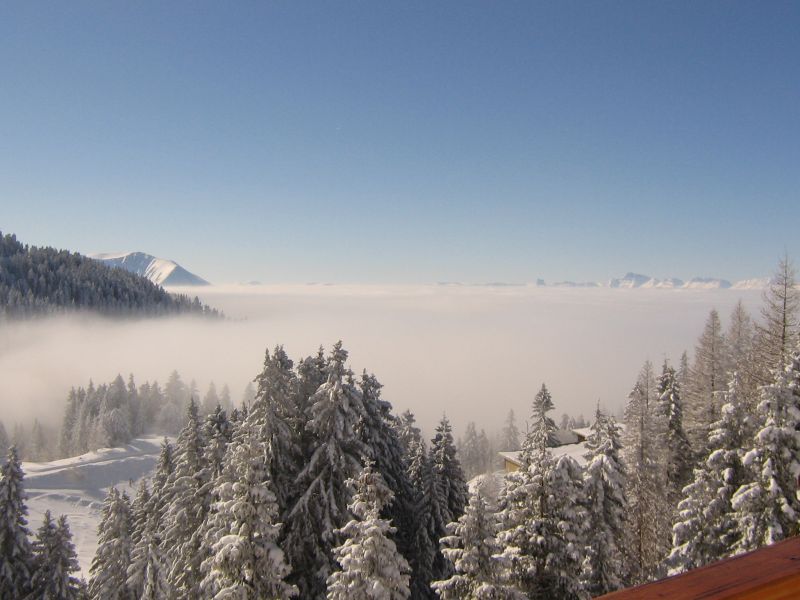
[0,284,764,437]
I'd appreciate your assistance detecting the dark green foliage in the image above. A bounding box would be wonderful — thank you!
[0,231,220,319]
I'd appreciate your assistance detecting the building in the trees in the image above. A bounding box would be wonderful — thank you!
[499,428,588,473]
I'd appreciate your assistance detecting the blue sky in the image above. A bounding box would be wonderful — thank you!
[2,2,798,284]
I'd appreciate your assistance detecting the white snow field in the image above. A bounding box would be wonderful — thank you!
[22,436,165,576]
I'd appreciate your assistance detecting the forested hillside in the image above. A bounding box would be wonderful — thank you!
[0,232,219,319]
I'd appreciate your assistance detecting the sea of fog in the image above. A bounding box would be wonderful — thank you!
[0,284,764,437]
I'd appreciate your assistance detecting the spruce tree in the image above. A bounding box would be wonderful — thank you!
[406,439,439,600]
[0,445,33,599]
[670,372,752,572]
[657,361,693,506]
[203,404,233,479]
[88,487,133,600]
[496,384,587,599]
[357,372,417,568]
[199,411,296,600]
[432,491,523,599]
[30,512,83,599]
[326,463,410,600]
[163,398,209,598]
[394,410,423,457]
[127,481,153,598]
[731,349,800,552]
[581,409,628,596]
[285,342,368,599]
[430,416,468,527]
[252,345,303,515]
[140,532,171,600]
[146,438,174,528]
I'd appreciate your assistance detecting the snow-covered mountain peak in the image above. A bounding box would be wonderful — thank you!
[683,277,732,289]
[89,251,209,286]
[608,273,652,288]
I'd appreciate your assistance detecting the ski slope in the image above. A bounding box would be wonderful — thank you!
[23,436,165,576]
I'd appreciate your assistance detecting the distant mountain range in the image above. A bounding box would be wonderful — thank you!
[545,273,770,289]
[438,273,773,289]
[90,252,209,287]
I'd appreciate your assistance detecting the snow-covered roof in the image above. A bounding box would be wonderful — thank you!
[499,440,589,468]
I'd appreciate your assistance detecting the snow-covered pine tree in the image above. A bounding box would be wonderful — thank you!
[88,487,133,600]
[496,383,588,599]
[432,490,523,599]
[163,398,210,599]
[358,372,417,567]
[285,341,368,599]
[295,345,327,424]
[139,532,172,600]
[60,389,80,458]
[581,409,628,596]
[731,349,800,552]
[199,407,296,600]
[146,437,175,527]
[406,439,440,600]
[0,445,33,599]
[622,361,669,584]
[670,372,752,572]
[685,309,727,452]
[677,351,690,394]
[181,405,234,598]
[96,375,133,448]
[501,409,520,452]
[657,361,693,507]
[394,410,423,457]
[30,510,56,595]
[203,404,233,479]
[326,462,411,600]
[430,416,468,527]
[130,438,173,596]
[754,254,800,382]
[550,453,588,598]
[30,512,83,599]
[127,480,153,598]
[252,345,303,515]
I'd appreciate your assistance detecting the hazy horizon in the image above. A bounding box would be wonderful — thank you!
[0,284,765,439]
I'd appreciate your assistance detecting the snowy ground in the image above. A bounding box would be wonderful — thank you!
[23,436,165,576]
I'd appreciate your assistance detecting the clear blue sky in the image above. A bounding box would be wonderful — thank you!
[2,2,798,284]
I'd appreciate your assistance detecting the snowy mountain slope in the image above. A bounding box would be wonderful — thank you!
[732,277,771,289]
[640,277,684,289]
[23,437,165,575]
[683,277,732,289]
[608,273,653,288]
[90,251,210,286]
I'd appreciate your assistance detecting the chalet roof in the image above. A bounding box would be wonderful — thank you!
[499,441,589,468]
[598,536,800,599]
